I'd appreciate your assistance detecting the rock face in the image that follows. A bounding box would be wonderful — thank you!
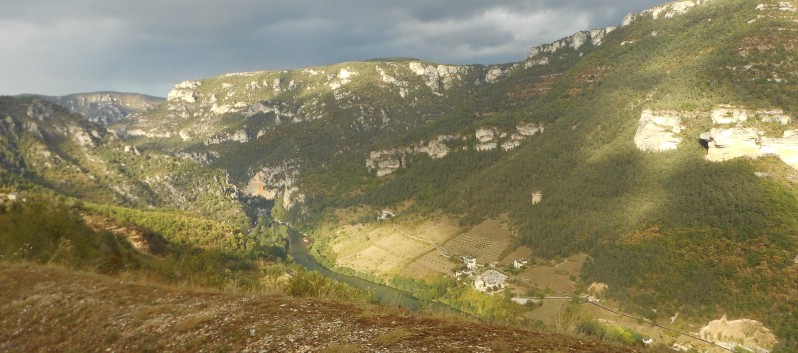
[245,163,305,210]
[329,68,357,90]
[366,123,545,175]
[376,66,410,98]
[699,106,798,169]
[485,67,504,83]
[475,127,499,151]
[757,2,798,12]
[711,105,748,124]
[366,150,404,177]
[700,128,762,161]
[366,136,454,176]
[68,125,99,147]
[408,61,468,93]
[167,81,202,103]
[204,129,250,145]
[760,130,798,169]
[531,191,543,205]
[622,0,713,27]
[756,108,792,125]
[700,128,798,170]
[44,92,164,125]
[634,110,683,152]
[517,122,544,136]
[173,151,221,165]
[526,27,615,60]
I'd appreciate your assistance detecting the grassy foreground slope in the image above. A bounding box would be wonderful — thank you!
[0,263,641,353]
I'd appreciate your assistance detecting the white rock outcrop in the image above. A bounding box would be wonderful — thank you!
[408,62,468,92]
[329,68,356,90]
[623,0,713,27]
[173,151,220,165]
[366,150,405,177]
[123,145,140,155]
[167,81,201,103]
[531,191,543,205]
[760,130,798,169]
[27,101,53,121]
[366,136,455,176]
[125,129,173,138]
[517,122,544,136]
[589,27,615,46]
[376,66,410,98]
[634,110,683,152]
[526,27,615,60]
[524,57,550,68]
[711,105,748,124]
[501,140,520,151]
[700,128,762,161]
[204,129,250,145]
[711,105,792,125]
[756,109,792,125]
[485,67,504,83]
[475,127,496,143]
[68,125,96,147]
[757,2,797,12]
[245,163,304,210]
[475,127,498,151]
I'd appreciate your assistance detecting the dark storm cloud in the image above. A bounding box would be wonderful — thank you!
[0,0,665,96]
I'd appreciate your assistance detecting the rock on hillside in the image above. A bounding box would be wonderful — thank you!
[622,0,714,26]
[526,27,617,60]
[0,96,247,222]
[41,92,164,125]
[0,264,638,353]
[122,60,485,144]
[634,109,684,152]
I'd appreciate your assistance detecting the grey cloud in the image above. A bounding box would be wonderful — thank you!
[0,0,666,96]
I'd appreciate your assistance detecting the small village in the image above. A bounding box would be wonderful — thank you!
[454,254,527,294]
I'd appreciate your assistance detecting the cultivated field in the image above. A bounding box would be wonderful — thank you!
[517,253,588,295]
[440,219,514,263]
[327,216,517,279]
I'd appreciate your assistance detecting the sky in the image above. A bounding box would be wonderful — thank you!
[0,0,666,97]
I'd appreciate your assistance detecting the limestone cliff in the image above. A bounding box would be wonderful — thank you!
[245,163,305,210]
[634,110,684,152]
[622,0,714,27]
[366,123,544,176]
[526,27,616,60]
[41,92,163,125]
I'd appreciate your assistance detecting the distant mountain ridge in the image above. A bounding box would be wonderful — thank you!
[33,91,164,125]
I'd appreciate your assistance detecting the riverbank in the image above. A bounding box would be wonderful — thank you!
[284,223,459,314]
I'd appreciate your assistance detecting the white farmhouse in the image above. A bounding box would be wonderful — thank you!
[462,255,477,270]
[513,259,528,269]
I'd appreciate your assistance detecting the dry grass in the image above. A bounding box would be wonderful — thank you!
[374,327,414,346]
[172,314,215,332]
[0,262,640,353]
[329,216,462,277]
[517,253,588,295]
[330,217,516,280]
